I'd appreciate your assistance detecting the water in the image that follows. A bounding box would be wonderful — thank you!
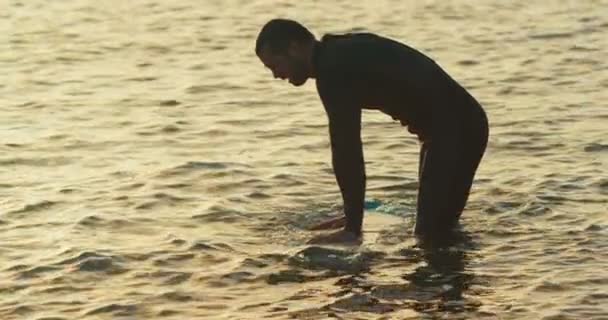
[2,0,607,319]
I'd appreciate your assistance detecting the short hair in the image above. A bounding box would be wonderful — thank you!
[255,19,315,55]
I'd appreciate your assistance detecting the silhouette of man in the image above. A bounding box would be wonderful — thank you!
[255,19,489,244]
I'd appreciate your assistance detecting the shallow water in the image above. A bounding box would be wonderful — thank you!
[2,0,607,319]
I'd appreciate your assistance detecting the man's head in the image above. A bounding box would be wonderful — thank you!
[256,19,316,86]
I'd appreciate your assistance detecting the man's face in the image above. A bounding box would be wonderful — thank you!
[258,43,309,87]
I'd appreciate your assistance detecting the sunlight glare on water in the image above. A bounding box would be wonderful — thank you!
[1,0,607,319]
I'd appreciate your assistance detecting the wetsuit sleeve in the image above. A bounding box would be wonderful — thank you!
[318,83,366,236]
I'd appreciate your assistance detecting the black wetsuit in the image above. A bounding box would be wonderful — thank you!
[313,33,489,236]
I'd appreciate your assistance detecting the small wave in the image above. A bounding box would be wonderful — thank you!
[152,253,195,267]
[569,45,599,52]
[240,258,269,268]
[134,201,157,210]
[188,240,234,252]
[72,256,127,274]
[158,309,181,317]
[46,134,71,141]
[7,201,59,216]
[520,58,536,65]
[16,265,62,279]
[161,124,180,133]
[5,264,29,272]
[164,273,192,285]
[134,192,193,210]
[158,291,194,302]
[239,302,272,311]
[76,217,143,231]
[5,305,35,316]
[188,63,209,71]
[326,293,396,313]
[55,251,119,271]
[161,182,192,190]
[152,192,190,202]
[265,269,322,285]
[519,202,553,216]
[371,284,418,300]
[220,271,256,282]
[179,161,228,170]
[133,270,192,285]
[287,246,384,273]
[77,215,105,227]
[499,140,564,152]
[584,143,608,152]
[126,76,157,82]
[59,188,77,195]
[197,128,230,137]
[157,161,251,179]
[579,293,608,304]
[483,200,525,215]
[4,143,26,148]
[186,83,245,94]
[0,157,73,167]
[584,224,604,232]
[533,281,567,292]
[144,44,171,55]
[114,182,145,191]
[497,86,515,96]
[14,101,43,108]
[168,238,187,246]
[247,191,271,199]
[559,57,601,66]
[207,271,256,288]
[458,60,480,66]
[84,303,137,316]
[191,207,244,223]
[159,99,180,107]
[39,285,89,294]
[528,32,574,40]
[260,251,291,260]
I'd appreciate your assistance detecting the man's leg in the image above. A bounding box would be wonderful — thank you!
[415,107,489,236]
[451,111,489,220]
[414,137,463,236]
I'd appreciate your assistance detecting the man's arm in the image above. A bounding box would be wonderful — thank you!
[321,91,366,236]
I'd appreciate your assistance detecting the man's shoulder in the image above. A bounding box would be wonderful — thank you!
[320,32,407,53]
[319,32,382,59]
[315,33,379,79]
[316,32,415,73]
[320,32,387,45]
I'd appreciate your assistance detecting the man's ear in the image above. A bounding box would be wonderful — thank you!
[286,41,301,57]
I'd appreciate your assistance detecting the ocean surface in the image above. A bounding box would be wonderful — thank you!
[2,0,607,319]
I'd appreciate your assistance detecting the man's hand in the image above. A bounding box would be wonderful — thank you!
[308,216,346,230]
[307,229,361,245]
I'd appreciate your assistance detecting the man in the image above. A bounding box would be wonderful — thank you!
[255,19,489,244]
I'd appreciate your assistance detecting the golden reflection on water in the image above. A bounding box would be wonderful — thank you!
[1,0,607,319]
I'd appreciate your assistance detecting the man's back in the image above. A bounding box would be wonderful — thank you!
[313,32,478,139]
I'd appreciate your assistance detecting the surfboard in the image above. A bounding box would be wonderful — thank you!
[361,210,405,244]
[306,199,407,245]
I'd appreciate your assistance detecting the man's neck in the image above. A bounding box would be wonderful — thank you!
[308,40,322,79]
